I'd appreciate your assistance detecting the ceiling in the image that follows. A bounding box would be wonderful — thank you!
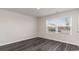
[2,8,75,17]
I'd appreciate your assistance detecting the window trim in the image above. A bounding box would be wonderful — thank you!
[46,16,72,34]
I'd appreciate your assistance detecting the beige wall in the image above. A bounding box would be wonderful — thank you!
[38,9,79,46]
[0,9,37,46]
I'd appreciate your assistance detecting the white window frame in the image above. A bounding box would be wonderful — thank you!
[46,16,72,34]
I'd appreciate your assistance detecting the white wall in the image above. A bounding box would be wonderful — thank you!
[38,9,79,46]
[1,9,79,46]
[0,9,37,46]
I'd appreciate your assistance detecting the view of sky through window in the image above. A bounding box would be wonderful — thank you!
[48,16,71,26]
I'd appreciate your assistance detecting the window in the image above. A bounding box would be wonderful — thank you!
[47,16,72,34]
[77,14,79,33]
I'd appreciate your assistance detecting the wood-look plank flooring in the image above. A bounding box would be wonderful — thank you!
[0,37,79,51]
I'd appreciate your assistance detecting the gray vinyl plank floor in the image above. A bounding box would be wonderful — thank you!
[0,37,79,51]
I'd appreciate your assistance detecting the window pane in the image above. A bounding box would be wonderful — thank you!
[47,16,71,33]
[58,16,71,33]
[48,19,57,32]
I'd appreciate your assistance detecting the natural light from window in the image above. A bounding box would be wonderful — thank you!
[47,16,72,34]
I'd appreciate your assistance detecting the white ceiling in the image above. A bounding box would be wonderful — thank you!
[2,8,75,17]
